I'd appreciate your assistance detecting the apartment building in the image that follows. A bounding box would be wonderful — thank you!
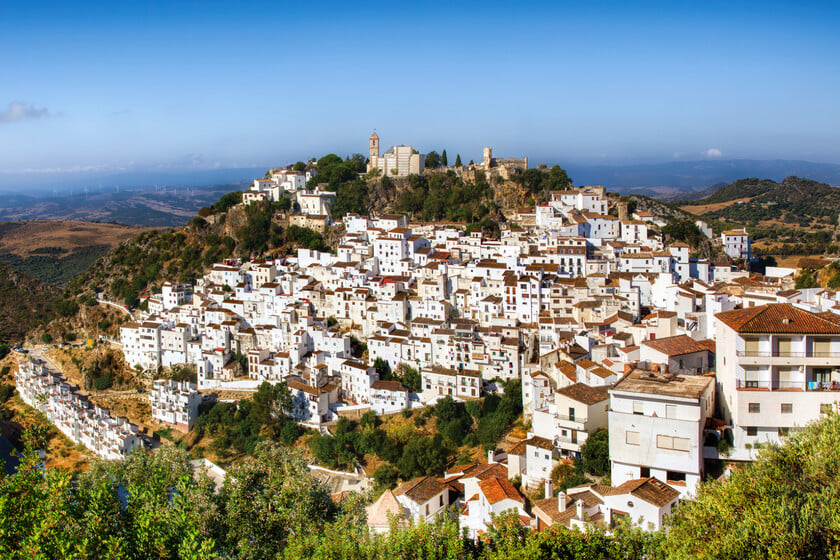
[16,361,143,460]
[150,379,202,431]
[609,369,714,497]
[420,366,481,402]
[715,303,840,460]
[722,228,751,261]
[531,383,609,457]
[369,380,409,414]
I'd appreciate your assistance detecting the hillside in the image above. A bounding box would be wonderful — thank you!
[0,220,152,285]
[0,263,60,342]
[63,193,330,316]
[678,176,840,257]
[0,182,246,227]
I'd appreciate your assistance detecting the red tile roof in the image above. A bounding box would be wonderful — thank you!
[716,304,840,335]
[642,334,711,357]
[478,476,524,505]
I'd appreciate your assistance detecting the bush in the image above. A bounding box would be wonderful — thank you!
[579,429,610,476]
[0,384,14,403]
[92,372,114,391]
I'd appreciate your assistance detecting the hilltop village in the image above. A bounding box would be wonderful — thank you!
[15,134,840,537]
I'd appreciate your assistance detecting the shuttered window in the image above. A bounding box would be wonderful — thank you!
[776,338,793,357]
[813,338,831,357]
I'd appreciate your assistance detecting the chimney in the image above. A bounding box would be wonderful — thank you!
[576,499,584,520]
[487,449,495,464]
[545,479,554,499]
[557,491,566,511]
[624,363,633,374]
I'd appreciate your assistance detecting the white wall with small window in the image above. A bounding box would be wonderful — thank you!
[609,374,714,498]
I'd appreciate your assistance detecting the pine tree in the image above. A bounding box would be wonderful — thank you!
[455,154,462,167]
[441,150,448,167]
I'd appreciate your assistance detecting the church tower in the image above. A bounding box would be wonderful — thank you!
[369,132,380,163]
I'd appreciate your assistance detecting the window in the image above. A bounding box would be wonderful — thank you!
[626,431,640,446]
[748,403,760,413]
[778,427,790,437]
[744,367,760,388]
[657,435,690,451]
[781,403,793,414]
[640,467,650,478]
[746,426,757,436]
[820,403,834,414]
[633,401,644,415]
[666,405,677,419]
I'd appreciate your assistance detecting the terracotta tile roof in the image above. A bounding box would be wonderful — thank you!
[533,495,576,525]
[393,476,447,504]
[478,476,523,505]
[453,462,509,481]
[642,334,710,357]
[715,304,840,335]
[603,477,680,508]
[556,383,610,405]
[371,380,407,392]
[365,489,407,527]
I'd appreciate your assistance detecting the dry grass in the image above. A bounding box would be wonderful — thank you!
[0,220,150,257]
[679,198,752,215]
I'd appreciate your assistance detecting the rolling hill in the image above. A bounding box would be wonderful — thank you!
[0,262,60,342]
[679,176,840,257]
[0,221,153,285]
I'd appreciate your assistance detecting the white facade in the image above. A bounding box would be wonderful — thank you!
[715,304,840,461]
[16,362,143,460]
[150,379,202,430]
[609,370,714,497]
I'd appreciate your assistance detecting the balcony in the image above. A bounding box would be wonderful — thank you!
[736,379,840,392]
[737,350,840,358]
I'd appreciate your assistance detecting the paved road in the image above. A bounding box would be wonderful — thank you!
[98,298,134,320]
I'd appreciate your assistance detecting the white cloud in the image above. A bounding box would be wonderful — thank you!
[702,148,723,158]
[0,101,52,124]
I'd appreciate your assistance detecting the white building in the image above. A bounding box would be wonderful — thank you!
[722,228,751,261]
[150,379,202,431]
[715,303,840,461]
[392,476,453,523]
[533,477,680,532]
[609,369,715,497]
[369,380,409,414]
[120,321,162,371]
[531,383,609,458]
[16,361,144,460]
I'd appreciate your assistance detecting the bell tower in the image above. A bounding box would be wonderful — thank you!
[369,132,380,163]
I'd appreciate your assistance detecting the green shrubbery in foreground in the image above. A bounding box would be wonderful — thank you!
[2,414,840,559]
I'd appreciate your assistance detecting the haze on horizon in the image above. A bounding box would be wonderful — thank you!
[2,0,840,180]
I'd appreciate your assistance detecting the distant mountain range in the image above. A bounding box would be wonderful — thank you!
[0,167,266,193]
[0,183,245,227]
[562,159,840,199]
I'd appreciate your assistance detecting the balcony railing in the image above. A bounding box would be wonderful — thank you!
[736,379,840,391]
[737,350,840,358]
[554,413,587,423]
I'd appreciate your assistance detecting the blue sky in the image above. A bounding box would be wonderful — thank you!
[1,0,839,176]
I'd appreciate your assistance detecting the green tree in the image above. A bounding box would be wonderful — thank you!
[425,151,441,169]
[441,149,448,167]
[579,429,609,476]
[663,413,840,559]
[455,154,462,167]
